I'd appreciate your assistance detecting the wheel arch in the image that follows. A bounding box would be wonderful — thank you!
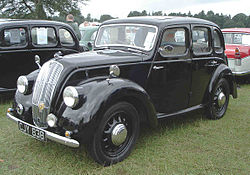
[103,92,158,128]
[60,78,158,131]
[208,64,237,99]
[97,79,158,128]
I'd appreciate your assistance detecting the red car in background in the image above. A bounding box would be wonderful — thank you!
[222,28,250,76]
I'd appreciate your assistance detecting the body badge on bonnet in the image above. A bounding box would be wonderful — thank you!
[38,102,45,112]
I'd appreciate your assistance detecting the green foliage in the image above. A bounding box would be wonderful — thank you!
[0,0,88,20]
[86,13,92,21]
[128,11,147,17]
[152,11,163,16]
[127,10,250,28]
[100,14,115,23]
[127,10,163,17]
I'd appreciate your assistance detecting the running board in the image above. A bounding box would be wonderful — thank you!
[157,104,204,119]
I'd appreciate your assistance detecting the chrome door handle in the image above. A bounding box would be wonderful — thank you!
[153,66,164,70]
[205,60,219,67]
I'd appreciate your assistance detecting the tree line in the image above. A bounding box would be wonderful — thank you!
[0,0,249,28]
[128,10,250,28]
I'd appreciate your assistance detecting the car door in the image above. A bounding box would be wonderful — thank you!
[146,25,192,114]
[0,25,33,90]
[29,25,80,66]
[189,25,222,106]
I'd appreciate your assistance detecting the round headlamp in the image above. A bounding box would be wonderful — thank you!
[46,113,57,127]
[17,76,28,94]
[63,86,79,108]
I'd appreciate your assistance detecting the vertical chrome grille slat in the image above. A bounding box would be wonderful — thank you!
[32,60,63,128]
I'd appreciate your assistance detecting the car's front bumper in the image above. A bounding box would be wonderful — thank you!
[6,111,80,148]
[232,70,250,76]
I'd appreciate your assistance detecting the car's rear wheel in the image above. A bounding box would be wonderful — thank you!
[88,102,140,166]
[206,78,230,119]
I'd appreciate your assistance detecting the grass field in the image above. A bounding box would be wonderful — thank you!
[0,85,249,175]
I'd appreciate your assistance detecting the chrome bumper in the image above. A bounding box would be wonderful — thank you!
[6,112,80,148]
[232,70,250,76]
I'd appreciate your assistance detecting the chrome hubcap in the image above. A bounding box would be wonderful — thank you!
[217,92,226,107]
[111,123,127,146]
[102,112,131,156]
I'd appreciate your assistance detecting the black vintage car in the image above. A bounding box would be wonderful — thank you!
[0,19,83,92]
[6,16,237,166]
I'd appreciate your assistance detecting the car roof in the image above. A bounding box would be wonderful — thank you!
[0,18,71,28]
[222,28,250,34]
[102,16,219,28]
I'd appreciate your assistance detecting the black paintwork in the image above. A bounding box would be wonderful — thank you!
[0,19,83,92]
[13,16,237,143]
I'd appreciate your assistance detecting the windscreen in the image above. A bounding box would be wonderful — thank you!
[95,24,158,51]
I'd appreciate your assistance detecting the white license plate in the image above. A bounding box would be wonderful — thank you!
[18,121,47,142]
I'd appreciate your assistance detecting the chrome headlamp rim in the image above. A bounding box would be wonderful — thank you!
[17,76,28,94]
[63,86,79,108]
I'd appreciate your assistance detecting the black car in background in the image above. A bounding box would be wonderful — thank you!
[7,16,237,166]
[0,19,83,93]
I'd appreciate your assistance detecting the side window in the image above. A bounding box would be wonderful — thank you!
[233,34,242,44]
[160,27,187,56]
[91,31,97,41]
[31,27,57,46]
[192,27,211,54]
[59,28,75,45]
[0,28,27,47]
[213,29,223,53]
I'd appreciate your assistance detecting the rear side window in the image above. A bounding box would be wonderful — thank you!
[59,28,75,45]
[192,27,211,54]
[223,33,250,45]
[160,27,187,56]
[31,27,57,46]
[0,28,27,47]
[213,29,223,53]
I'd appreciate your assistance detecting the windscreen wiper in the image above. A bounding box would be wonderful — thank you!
[127,48,148,55]
[94,46,111,51]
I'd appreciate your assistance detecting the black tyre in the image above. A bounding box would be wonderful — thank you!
[206,78,230,120]
[88,102,140,166]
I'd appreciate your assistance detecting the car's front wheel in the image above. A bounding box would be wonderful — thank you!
[88,102,140,166]
[206,78,230,119]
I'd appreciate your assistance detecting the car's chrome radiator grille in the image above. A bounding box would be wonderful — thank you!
[32,60,63,128]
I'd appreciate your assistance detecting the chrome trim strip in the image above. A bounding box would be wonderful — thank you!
[0,87,16,92]
[6,112,80,148]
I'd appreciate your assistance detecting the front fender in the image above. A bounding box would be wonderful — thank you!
[14,69,40,121]
[61,78,158,130]
[208,64,237,98]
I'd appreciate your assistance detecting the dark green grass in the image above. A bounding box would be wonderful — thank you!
[0,85,249,175]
